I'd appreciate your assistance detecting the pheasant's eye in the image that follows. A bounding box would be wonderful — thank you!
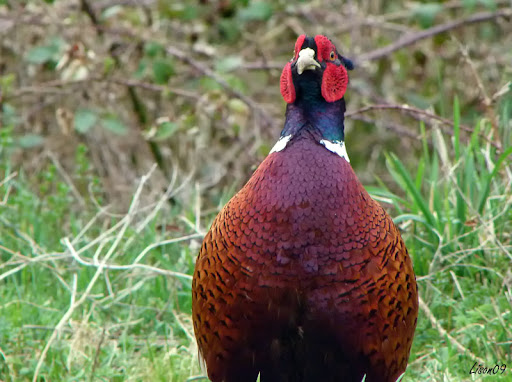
[330,51,336,61]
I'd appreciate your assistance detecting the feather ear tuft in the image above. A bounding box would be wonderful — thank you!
[341,56,354,71]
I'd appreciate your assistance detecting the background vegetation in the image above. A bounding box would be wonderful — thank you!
[0,0,511,381]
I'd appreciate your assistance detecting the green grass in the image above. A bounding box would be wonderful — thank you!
[1,97,511,381]
[2,0,511,380]
[369,97,512,380]
[0,143,203,381]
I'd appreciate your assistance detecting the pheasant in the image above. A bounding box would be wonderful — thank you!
[192,35,418,382]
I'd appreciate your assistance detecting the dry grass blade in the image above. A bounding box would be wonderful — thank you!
[33,165,156,381]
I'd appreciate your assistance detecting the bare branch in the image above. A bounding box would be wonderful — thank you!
[357,9,512,63]
[166,46,277,128]
[7,76,200,100]
[346,103,501,150]
[347,115,420,141]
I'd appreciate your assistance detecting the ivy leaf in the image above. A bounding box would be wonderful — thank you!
[1,103,19,126]
[74,109,98,133]
[16,134,44,148]
[462,0,477,10]
[153,122,179,141]
[26,46,58,64]
[477,0,498,10]
[152,59,175,84]
[25,37,65,64]
[413,3,443,29]
[144,42,164,58]
[101,115,128,135]
[215,56,243,73]
[238,1,273,22]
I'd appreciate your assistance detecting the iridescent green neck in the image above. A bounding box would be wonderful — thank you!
[281,98,346,142]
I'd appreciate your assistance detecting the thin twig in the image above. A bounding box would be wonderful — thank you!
[172,310,195,343]
[0,172,17,206]
[8,76,200,100]
[89,326,106,382]
[347,104,465,128]
[454,38,503,151]
[32,273,78,382]
[418,295,486,365]
[239,62,282,70]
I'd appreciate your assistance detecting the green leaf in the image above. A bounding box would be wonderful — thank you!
[462,0,477,10]
[135,59,148,79]
[238,1,273,22]
[25,46,58,64]
[453,96,460,162]
[103,56,116,75]
[477,145,512,214]
[152,59,175,84]
[225,74,248,94]
[101,116,128,135]
[393,214,428,225]
[1,103,19,126]
[162,4,198,20]
[387,152,437,229]
[465,150,477,204]
[25,37,65,65]
[144,42,164,58]
[0,73,16,95]
[413,3,443,28]
[16,134,44,148]
[101,5,123,19]
[430,154,442,222]
[452,97,465,234]
[181,5,199,20]
[153,122,179,141]
[218,19,241,43]
[477,0,498,10]
[215,56,243,73]
[200,76,222,92]
[415,157,425,190]
[74,109,98,133]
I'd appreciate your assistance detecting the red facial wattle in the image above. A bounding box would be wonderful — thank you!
[321,61,348,103]
[280,34,349,104]
[280,62,295,104]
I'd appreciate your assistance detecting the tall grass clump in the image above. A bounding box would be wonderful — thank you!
[370,96,512,380]
[0,133,203,381]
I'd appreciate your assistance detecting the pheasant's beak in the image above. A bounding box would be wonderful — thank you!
[296,47,320,75]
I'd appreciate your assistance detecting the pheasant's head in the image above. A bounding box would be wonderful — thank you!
[280,35,353,104]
